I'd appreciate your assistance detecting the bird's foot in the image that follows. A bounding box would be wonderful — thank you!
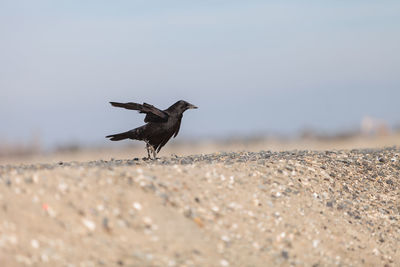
[143,154,156,161]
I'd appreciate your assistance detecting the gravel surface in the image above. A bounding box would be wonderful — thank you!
[0,148,399,266]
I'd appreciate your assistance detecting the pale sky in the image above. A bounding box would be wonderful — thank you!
[1,1,399,148]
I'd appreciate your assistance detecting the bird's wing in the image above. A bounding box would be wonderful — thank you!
[156,131,175,153]
[173,116,182,138]
[154,116,182,153]
[110,102,168,122]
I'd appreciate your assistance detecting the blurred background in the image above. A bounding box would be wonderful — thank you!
[1,0,399,162]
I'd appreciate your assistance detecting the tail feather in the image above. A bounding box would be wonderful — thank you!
[106,131,131,141]
[106,128,143,141]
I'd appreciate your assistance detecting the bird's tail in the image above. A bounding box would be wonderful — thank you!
[106,128,143,141]
[106,131,131,141]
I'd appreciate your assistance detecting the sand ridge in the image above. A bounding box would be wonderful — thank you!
[0,148,399,266]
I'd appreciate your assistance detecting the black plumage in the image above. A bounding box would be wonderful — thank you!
[106,100,197,159]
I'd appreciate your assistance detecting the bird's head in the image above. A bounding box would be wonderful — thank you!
[171,100,198,113]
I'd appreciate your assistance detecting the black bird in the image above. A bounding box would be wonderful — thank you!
[106,100,198,159]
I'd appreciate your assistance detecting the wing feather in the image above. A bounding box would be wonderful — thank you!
[110,102,168,122]
[173,118,182,138]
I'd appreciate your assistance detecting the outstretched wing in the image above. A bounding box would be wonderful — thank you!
[110,102,168,122]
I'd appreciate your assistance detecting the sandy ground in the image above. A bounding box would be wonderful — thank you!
[2,133,400,165]
[0,136,399,266]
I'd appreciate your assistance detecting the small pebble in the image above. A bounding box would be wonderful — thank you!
[31,239,39,249]
[220,259,229,266]
[133,202,142,211]
[82,218,96,231]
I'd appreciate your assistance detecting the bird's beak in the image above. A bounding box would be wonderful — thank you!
[188,104,198,109]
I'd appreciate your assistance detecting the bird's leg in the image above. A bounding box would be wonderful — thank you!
[145,141,157,160]
[149,145,156,160]
[145,142,152,160]
[152,148,157,160]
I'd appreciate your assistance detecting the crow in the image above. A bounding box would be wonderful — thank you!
[106,100,198,159]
